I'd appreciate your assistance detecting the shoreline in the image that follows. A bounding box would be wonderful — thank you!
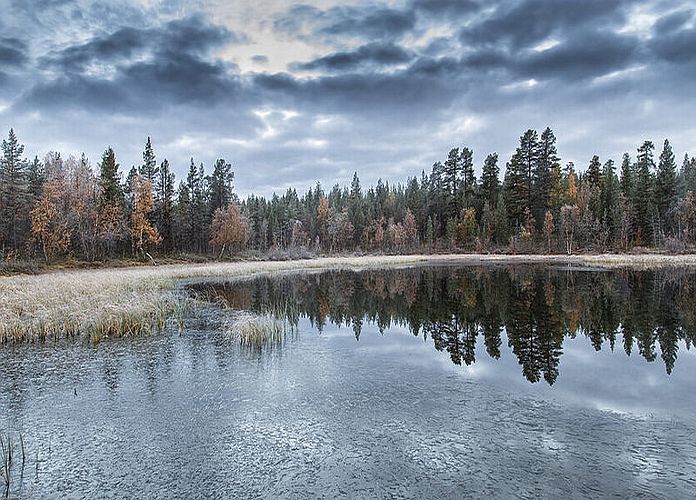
[2,253,695,343]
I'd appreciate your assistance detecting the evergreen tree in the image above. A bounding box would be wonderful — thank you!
[0,129,28,252]
[175,180,191,250]
[601,159,619,242]
[208,158,234,216]
[620,153,632,199]
[505,129,539,227]
[655,139,677,224]
[348,172,365,245]
[460,147,476,209]
[157,159,175,251]
[533,127,559,224]
[443,148,461,219]
[634,141,655,245]
[98,147,123,208]
[27,155,46,203]
[139,137,158,184]
[480,153,500,208]
[586,155,602,188]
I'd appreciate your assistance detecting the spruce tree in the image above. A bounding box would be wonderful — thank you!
[601,159,619,242]
[586,155,602,188]
[533,127,559,224]
[480,153,500,208]
[0,129,28,252]
[98,147,123,208]
[140,137,158,184]
[620,153,632,199]
[655,139,676,224]
[208,158,234,216]
[505,130,539,227]
[460,147,476,209]
[27,155,46,203]
[348,172,365,244]
[157,159,175,251]
[634,141,655,245]
[443,148,461,219]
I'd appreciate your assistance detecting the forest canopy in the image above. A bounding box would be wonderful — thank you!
[1,127,695,263]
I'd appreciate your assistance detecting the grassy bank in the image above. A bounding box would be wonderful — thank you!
[2,254,695,343]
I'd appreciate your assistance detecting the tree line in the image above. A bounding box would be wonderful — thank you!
[1,127,695,262]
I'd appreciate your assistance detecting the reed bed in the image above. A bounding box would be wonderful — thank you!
[225,312,297,349]
[1,254,694,343]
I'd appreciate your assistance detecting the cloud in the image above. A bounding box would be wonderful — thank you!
[24,15,245,112]
[0,37,28,67]
[2,0,696,200]
[274,4,416,43]
[459,0,631,48]
[290,42,415,72]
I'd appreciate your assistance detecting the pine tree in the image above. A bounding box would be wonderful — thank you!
[460,147,476,209]
[655,139,676,225]
[480,153,500,208]
[175,180,191,251]
[505,129,539,227]
[620,153,632,199]
[98,147,123,208]
[348,172,365,245]
[27,156,46,203]
[634,141,655,245]
[443,148,461,219]
[157,159,175,251]
[586,155,602,188]
[0,129,29,252]
[208,158,234,216]
[533,127,559,224]
[139,137,158,184]
[601,159,619,243]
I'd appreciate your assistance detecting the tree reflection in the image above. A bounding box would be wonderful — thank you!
[190,266,696,385]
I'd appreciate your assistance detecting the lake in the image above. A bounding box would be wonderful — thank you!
[1,264,696,498]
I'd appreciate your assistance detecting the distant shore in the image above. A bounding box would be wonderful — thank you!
[2,253,695,344]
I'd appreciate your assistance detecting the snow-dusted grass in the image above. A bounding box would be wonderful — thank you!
[1,254,695,343]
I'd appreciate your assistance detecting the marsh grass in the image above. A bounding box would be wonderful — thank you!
[1,254,694,343]
[225,312,297,349]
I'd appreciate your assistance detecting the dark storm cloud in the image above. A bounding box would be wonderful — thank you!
[0,38,28,67]
[42,14,242,72]
[274,4,416,42]
[290,42,415,72]
[25,15,246,112]
[459,0,630,48]
[514,31,641,81]
[648,15,696,63]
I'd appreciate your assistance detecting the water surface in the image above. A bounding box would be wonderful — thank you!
[1,264,696,498]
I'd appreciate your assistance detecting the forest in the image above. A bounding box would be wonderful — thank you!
[1,126,695,264]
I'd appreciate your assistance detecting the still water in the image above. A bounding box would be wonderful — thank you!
[1,264,696,498]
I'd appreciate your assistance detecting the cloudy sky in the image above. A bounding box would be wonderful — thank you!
[1,0,695,196]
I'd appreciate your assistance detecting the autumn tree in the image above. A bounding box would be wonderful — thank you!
[130,175,161,256]
[31,179,72,262]
[209,203,249,258]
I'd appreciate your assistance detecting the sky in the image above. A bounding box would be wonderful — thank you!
[1,0,695,197]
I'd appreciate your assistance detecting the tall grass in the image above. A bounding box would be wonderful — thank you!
[225,312,297,349]
[1,254,693,343]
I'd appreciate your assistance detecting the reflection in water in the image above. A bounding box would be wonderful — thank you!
[190,265,696,384]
